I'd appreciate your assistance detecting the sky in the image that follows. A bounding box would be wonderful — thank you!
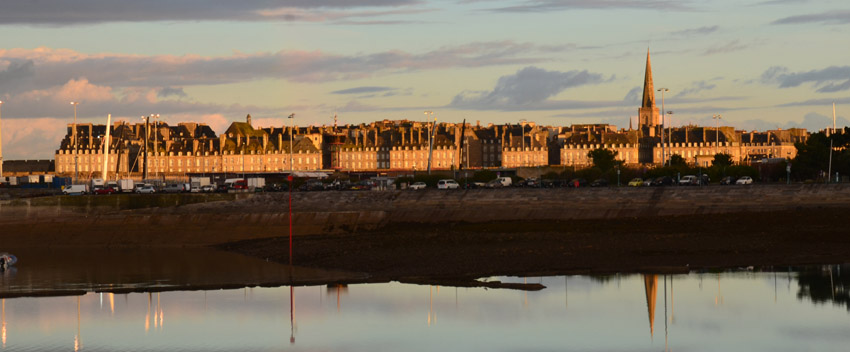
[1,0,849,159]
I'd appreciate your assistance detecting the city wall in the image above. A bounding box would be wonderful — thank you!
[1,184,848,247]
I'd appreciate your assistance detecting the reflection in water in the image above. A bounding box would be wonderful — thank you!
[3,268,850,351]
[1,299,5,348]
[797,265,850,310]
[643,274,657,338]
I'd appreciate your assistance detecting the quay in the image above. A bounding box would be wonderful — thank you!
[1,184,848,248]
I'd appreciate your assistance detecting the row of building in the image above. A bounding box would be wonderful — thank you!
[49,50,808,178]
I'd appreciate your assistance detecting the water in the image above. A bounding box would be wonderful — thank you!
[1,249,849,351]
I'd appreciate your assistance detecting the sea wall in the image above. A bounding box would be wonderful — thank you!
[1,184,848,247]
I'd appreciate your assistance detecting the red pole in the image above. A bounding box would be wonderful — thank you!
[288,175,293,265]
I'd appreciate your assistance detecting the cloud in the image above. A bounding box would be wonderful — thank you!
[702,40,748,56]
[760,65,850,93]
[331,86,395,94]
[0,79,281,121]
[674,80,717,98]
[158,87,188,98]
[772,10,850,25]
[0,43,560,94]
[449,66,607,111]
[485,0,692,12]
[737,112,849,132]
[0,0,424,25]
[623,87,642,104]
[670,25,718,37]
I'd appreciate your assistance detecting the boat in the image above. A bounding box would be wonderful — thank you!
[0,252,17,267]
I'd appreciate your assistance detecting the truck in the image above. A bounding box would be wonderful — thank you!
[91,178,106,188]
[247,177,265,191]
[190,177,211,193]
[118,179,135,193]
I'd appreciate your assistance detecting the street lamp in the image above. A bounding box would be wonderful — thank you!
[424,111,435,174]
[712,114,722,155]
[658,88,669,166]
[288,113,295,172]
[70,101,80,182]
[666,111,674,166]
[152,114,160,177]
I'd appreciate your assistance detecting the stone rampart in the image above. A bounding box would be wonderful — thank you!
[1,184,848,247]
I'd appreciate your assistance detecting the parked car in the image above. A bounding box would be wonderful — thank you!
[651,176,673,186]
[409,182,427,190]
[135,184,156,194]
[628,178,644,187]
[201,184,217,193]
[163,184,184,193]
[590,178,609,187]
[485,179,504,188]
[93,186,117,195]
[298,179,325,191]
[568,178,588,188]
[679,175,698,186]
[736,176,753,185]
[263,183,288,192]
[524,178,541,188]
[437,179,459,189]
[720,176,738,185]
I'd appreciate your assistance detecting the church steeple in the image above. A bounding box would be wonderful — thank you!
[641,48,655,109]
[637,48,660,137]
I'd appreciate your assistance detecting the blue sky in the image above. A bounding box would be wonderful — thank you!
[0,0,849,159]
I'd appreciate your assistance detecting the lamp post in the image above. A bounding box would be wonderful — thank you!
[666,111,674,166]
[712,114,722,155]
[520,119,527,167]
[141,115,149,180]
[287,113,295,266]
[424,111,435,174]
[288,114,295,172]
[71,101,80,182]
[153,114,159,178]
[658,88,669,166]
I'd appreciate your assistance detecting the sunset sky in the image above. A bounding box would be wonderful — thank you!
[1,0,849,159]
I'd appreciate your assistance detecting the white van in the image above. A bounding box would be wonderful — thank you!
[437,179,459,189]
[62,184,88,195]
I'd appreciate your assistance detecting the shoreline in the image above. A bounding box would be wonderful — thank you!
[220,206,850,282]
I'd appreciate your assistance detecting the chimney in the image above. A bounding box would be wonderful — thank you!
[88,125,93,148]
[411,127,415,145]
[402,128,406,145]
[278,133,283,152]
[246,114,252,126]
[262,134,268,150]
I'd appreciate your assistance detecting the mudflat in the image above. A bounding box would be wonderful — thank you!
[220,206,850,281]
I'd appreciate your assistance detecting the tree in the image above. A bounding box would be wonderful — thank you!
[712,153,733,168]
[669,154,686,166]
[587,148,619,171]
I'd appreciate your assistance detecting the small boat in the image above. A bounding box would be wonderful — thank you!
[0,252,17,267]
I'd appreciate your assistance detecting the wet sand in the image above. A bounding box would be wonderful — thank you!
[220,206,850,281]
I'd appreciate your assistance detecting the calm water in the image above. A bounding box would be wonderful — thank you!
[1,249,849,351]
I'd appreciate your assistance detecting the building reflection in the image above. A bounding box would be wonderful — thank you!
[2,299,6,348]
[145,292,164,333]
[74,296,82,352]
[643,274,657,338]
[326,284,349,313]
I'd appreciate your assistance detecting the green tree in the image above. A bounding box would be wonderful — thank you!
[669,154,686,166]
[712,153,733,168]
[587,148,619,171]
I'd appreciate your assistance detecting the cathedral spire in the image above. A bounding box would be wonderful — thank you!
[641,48,655,109]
